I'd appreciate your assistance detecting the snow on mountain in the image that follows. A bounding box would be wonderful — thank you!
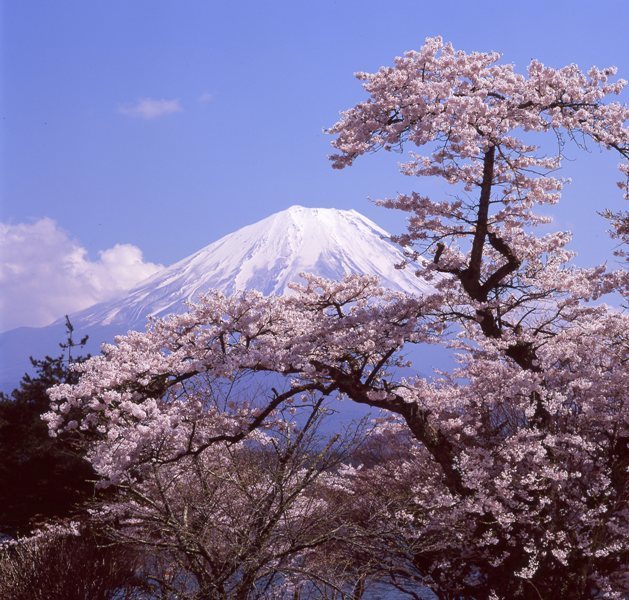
[1,206,434,390]
[72,205,433,330]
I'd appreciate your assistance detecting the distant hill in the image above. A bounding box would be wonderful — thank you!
[0,206,435,392]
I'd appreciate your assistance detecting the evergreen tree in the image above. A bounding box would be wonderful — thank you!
[0,317,96,537]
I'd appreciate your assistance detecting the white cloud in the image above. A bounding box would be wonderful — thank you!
[118,98,182,119]
[198,91,214,104]
[0,219,164,332]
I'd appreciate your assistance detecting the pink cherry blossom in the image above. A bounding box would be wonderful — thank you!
[46,38,628,599]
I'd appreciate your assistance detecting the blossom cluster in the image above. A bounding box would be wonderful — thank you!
[44,38,628,598]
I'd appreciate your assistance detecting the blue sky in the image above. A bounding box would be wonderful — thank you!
[1,1,627,329]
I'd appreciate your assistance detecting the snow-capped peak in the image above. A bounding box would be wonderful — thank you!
[72,206,433,328]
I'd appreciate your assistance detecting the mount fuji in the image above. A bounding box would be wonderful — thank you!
[0,206,434,391]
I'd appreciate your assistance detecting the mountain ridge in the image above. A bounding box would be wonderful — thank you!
[67,205,433,330]
[1,206,433,390]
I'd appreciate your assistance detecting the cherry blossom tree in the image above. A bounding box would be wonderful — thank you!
[89,401,366,599]
[322,36,628,598]
[47,38,627,599]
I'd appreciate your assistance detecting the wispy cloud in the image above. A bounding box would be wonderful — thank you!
[198,91,214,104]
[118,98,183,120]
[0,219,164,332]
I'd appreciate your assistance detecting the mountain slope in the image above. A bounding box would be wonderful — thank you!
[1,206,433,390]
[72,205,432,329]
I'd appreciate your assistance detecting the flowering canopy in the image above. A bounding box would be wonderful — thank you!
[47,38,627,599]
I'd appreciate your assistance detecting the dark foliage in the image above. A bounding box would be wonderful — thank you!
[0,527,148,600]
[0,317,97,537]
